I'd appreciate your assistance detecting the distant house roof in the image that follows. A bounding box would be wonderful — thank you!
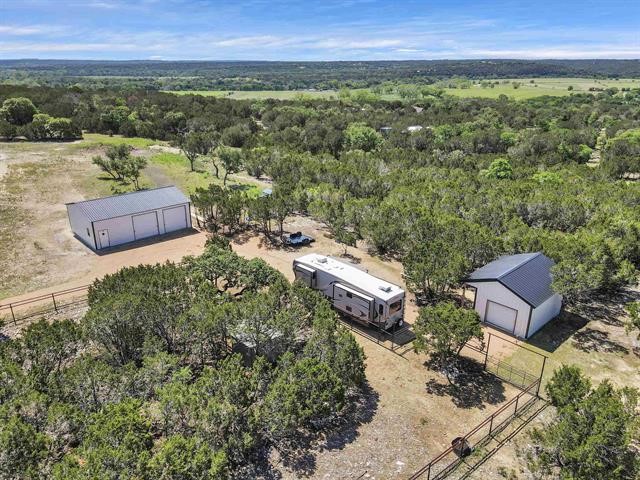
[67,186,189,222]
[465,252,557,307]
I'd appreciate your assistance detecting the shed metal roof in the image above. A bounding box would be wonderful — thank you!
[466,252,557,307]
[67,186,189,222]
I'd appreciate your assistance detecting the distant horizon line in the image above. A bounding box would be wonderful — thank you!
[2,58,640,63]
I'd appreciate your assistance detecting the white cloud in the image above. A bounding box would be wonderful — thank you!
[466,46,640,59]
[312,38,404,49]
[213,35,292,47]
[0,42,162,53]
[0,25,49,35]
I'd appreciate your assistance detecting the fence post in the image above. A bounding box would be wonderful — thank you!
[51,293,58,313]
[488,415,494,435]
[391,321,396,351]
[9,304,16,325]
[536,356,547,397]
[484,332,492,369]
[514,395,519,415]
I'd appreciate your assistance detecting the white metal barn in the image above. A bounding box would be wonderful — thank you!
[293,253,405,330]
[464,252,562,339]
[66,186,192,251]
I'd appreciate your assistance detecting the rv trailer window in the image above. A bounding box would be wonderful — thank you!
[389,299,402,314]
[378,304,384,316]
[346,291,353,298]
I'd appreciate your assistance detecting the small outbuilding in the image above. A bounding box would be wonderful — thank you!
[464,252,562,339]
[66,185,191,251]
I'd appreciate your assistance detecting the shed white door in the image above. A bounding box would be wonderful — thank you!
[132,212,159,240]
[485,300,518,333]
[163,205,188,233]
[97,229,110,249]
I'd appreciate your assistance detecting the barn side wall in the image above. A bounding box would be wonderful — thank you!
[528,293,563,338]
[91,203,191,249]
[66,204,95,250]
[467,281,531,338]
[92,215,137,248]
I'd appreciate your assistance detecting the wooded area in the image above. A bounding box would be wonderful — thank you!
[2,83,639,303]
[2,74,640,478]
[0,241,366,479]
[2,59,640,90]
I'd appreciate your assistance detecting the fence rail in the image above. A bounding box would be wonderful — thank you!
[0,285,91,325]
[408,379,541,480]
[484,355,540,391]
[339,315,416,356]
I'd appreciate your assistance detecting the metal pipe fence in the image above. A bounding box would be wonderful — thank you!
[408,379,541,480]
[484,355,539,390]
[338,315,416,356]
[0,285,90,326]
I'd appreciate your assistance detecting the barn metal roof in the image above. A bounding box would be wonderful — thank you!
[465,252,557,307]
[67,186,189,222]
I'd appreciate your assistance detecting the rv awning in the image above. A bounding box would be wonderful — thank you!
[295,264,316,275]
[334,283,374,303]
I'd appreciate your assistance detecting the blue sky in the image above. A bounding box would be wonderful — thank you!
[1,0,639,60]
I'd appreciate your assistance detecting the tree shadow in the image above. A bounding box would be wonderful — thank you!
[569,288,640,328]
[235,449,284,480]
[228,183,253,192]
[230,227,258,245]
[527,287,640,353]
[338,252,362,264]
[572,327,629,355]
[526,311,588,353]
[269,382,379,477]
[424,357,506,409]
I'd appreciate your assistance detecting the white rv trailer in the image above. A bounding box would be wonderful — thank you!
[293,253,405,329]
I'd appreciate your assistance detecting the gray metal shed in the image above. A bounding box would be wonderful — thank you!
[66,186,192,251]
[465,252,562,338]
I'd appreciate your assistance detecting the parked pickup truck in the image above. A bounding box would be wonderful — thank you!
[283,232,315,246]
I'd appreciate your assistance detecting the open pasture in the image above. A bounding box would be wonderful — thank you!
[444,77,640,99]
[169,77,640,102]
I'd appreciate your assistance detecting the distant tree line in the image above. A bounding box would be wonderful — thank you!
[1,59,640,91]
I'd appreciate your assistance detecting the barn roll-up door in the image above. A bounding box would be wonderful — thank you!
[163,205,188,233]
[485,300,518,333]
[132,211,159,240]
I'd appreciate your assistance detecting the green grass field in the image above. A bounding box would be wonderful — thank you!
[443,77,640,100]
[77,133,169,149]
[168,78,640,102]
[147,152,263,197]
[166,90,340,100]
